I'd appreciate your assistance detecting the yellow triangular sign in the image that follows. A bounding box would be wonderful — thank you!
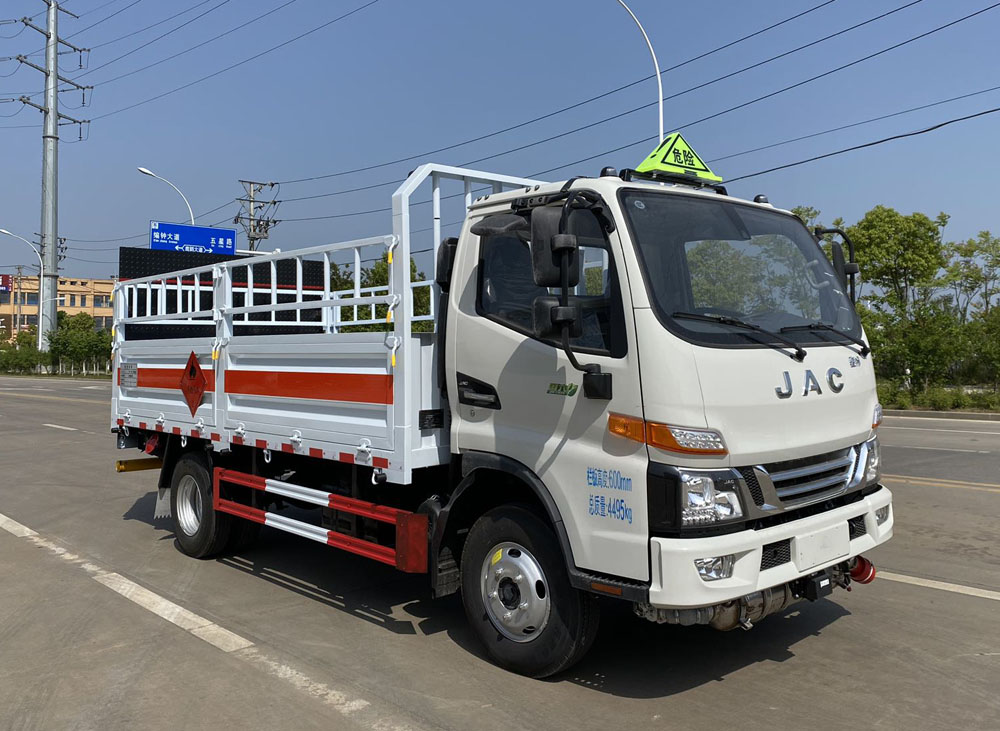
[636,132,723,182]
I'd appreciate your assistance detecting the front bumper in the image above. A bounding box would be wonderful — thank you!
[647,485,893,608]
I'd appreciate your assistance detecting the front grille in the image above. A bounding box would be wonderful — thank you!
[740,467,765,506]
[760,539,791,570]
[762,447,857,504]
[848,515,867,540]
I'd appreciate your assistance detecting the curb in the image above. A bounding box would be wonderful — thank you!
[885,409,1000,422]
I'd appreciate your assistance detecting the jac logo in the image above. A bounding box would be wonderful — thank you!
[775,368,844,399]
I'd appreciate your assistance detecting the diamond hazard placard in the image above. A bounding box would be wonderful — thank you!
[179,351,208,417]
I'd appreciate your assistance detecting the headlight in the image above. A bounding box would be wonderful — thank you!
[865,435,880,484]
[680,472,744,526]
[872,403,883,429]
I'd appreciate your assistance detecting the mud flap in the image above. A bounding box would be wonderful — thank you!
[154,487,171,519]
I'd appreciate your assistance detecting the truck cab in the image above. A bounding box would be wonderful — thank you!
[445,169,890,653]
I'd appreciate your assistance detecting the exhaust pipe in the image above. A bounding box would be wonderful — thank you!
[116,458,163,473]
[849,555,876,584]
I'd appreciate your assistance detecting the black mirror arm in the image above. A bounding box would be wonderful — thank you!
[815,226,857,302]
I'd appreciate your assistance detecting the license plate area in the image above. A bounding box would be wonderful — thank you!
[794,522,849,571]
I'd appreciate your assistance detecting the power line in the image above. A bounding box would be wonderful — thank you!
[89,0,218,49]
[77,0,278,86]
[90,0,379,121]
[274,0,841,185]
[725,106,1000,183]
[65,82,1000,244]
[73,0,232,80]
[66,199,237,244]
[62,0,145,41]
[531,0,1000,178]
[457,0,926,171]
[707,83,1000,164]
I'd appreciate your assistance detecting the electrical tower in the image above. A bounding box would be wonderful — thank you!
[18,1,91,351]
[234,180,280,251]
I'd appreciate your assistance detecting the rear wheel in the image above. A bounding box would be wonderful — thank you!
[170,452,231,558]
[460,506,599,677]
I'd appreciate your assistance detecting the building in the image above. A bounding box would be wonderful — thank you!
[0,274,115,342]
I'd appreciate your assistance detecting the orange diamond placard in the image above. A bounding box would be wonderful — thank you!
[179,351,208,417]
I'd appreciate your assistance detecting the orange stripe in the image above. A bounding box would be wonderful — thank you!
[136,367,216,390]
[225,371,393,405]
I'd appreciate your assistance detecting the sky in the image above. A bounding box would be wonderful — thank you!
[1,0,999,278]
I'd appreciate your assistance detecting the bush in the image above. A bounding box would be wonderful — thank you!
[919,386,954,411]
[895,390,913,409]
[951,389,972,410]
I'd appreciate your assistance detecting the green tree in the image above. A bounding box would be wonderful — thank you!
[848,206,948,313]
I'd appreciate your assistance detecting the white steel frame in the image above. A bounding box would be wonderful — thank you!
[113,164,544,484]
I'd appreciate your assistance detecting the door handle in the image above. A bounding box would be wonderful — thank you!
[456,373,501,410]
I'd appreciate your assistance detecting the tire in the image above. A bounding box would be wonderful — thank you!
[170,451,232,558]
[460,505,600,678]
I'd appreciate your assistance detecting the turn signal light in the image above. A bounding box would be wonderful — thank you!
[607,413,645,442]
[607,414,728,456]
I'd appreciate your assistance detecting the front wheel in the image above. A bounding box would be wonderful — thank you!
[460,506,600,677]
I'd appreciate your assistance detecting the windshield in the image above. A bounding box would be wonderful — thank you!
[620,190,861,347]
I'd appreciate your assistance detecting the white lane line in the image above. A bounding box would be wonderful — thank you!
[0,513,38,538]
[42,423,78,431]
[880,571,1000,602]
[882,444,990,454]
[881,425,1000,436]
[93,572,252,650]
[0,511,418,729]
[884,415,1000,425]
[235,647,371,715]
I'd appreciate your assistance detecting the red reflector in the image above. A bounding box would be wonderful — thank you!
[395,513,428,573]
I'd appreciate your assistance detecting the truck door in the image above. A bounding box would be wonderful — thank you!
[448,214,650,581]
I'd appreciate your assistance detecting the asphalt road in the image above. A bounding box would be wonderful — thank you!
[1,375,998,731]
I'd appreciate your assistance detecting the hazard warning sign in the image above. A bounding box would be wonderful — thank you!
[636,132,723,182]
[179,351,208,417]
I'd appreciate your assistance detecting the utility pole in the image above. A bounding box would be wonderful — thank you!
[18,1,90,352]
[234,180,280,251]
[14,265,24,337]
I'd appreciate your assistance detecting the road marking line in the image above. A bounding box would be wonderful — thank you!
[42,423,78,431]
[884,415,1000,425]
[0,510,416,729]
[0,513,37,538]
[882,444,987,454]
[94,572,241,637]
[235,647,371,715]
[0,392,103,404]
[881,425,1000,436]
[880,571,1000,602]
[882,474,1000,492]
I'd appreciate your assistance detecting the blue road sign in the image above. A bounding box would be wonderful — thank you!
[149,221,237,255]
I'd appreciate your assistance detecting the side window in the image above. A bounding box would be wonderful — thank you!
[478,235,546,333]
[477,233,626,357]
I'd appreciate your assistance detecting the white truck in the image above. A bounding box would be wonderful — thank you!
[112,155,892,677]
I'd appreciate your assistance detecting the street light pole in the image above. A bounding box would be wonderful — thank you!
[617,0,663,144]
[0,228,45,351]
[137,167,195,225]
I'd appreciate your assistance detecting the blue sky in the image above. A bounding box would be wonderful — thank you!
[1,0,998,278]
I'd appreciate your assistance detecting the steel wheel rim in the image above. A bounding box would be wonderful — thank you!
[481,541,550,643]
[176,474,203,537]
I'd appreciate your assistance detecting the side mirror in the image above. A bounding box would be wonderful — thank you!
[532,295,582,341]
[830,241,848,291]
[435,237,458,292]
[530,205,579,287]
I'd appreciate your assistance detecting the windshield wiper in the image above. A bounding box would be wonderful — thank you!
[780,322,870,357]
[672,311,807,361]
